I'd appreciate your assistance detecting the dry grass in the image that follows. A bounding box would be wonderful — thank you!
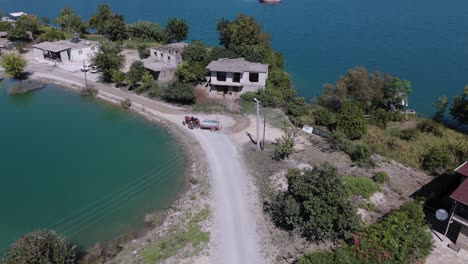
[363,117,468,170]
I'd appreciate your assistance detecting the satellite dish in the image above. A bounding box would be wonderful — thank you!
[436,209,449,221]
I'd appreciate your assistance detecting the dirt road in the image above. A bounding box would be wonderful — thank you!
[192,131,263,264]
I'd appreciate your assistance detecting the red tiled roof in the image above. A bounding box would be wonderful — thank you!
[455,161,468,177]
[451,179,468,206]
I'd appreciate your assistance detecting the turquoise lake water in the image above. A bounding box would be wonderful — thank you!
[2,0,468,119]
[0,81,185,252]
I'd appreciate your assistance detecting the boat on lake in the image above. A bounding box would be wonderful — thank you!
[260,0,281,4]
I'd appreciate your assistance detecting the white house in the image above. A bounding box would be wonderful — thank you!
[206,58,269,95]
[142,42,187,81]
[32,36,99,63]
[1,12,27,22]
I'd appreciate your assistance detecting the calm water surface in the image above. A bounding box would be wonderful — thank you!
[2,0,468,117]
[0,80,185,252]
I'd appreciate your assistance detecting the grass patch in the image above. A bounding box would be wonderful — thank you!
[373,171,389,184]
[140,208,210,264]
[342,176,379,199]
[123,39,162,49]
[192,102,229,113]
[363,117,468,171]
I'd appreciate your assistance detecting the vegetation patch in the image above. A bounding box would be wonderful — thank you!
[140,208,210,264]
[297,201,433,264]
[373,171,389,184]
[342,176,379,199]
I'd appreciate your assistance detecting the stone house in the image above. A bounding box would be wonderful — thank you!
[1,12,27,22]
[206,58,268,96]
[141,42,187,81]
[32,35,99,64]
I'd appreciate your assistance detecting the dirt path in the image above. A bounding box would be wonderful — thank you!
[192,131,263,264]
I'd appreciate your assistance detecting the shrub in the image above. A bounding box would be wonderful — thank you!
[137,44,150,59]
[390,110,406,122]
[349,143,372,163]
[4,230,76,264]
[373,171,389,184]
[313,107,336,129]
[421,146,451,175]
[120,98,132,109]
[399,128,419,141]
[287,97,312,126]
[273,128,296,160]
[239,91,258,102]
[268,164,359,241]
[370,108,391,129]
[337,101,367,140]
[417,119,443,136]
[298,201,433,264]
[80,86,98,97]
[161,81,195,105]
[342,176,379,199]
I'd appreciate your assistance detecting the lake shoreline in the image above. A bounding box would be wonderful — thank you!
[13,73,213,261]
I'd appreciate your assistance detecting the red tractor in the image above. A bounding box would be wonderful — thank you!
[182,116,200,129]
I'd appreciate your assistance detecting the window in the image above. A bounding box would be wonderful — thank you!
[78,50,83,55]
[249,72,259,83]
[167,56,171,63]
[233,73,241,83]
[217,72,227,82]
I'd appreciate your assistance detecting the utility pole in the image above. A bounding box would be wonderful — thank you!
[83,60,88,89]
[262,113,266,150]
[254,98,261,150]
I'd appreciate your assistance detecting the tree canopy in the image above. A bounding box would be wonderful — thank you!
[269,164,359,241]
[4,229,76,264]
[127,21,166,42]
[216,14,270,49]
[165,18,189,43]
[337,101,367,140]
[450,86,468,125]
[88,4,127,41]
[127,60,146,88]
[8,15,40,41]
[91,41,125,82]
[54,7,87,33]
[1,53,27,79]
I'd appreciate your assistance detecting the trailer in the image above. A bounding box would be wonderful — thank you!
[199,120,222,132]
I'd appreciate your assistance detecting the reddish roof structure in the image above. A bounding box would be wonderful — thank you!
[451,179,468,206]
[455,161,468,177]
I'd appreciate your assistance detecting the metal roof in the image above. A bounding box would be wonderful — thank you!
[451,179,468,206]
[455,161,468,177]
[9,12,27,17]
[206,58,268,73]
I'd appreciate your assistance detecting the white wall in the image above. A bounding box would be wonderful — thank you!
[32,48,44,60]
[150,48,180,66]
[210,71,268,87]
[69,46,98,62]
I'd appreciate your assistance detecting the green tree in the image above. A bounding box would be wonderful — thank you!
[182,40,209,63]
[286,97,312,126]
[91,41,124,82]
[269,164,359,241]
[0,21,13,31]
[127,60,145,89]
[8,15,40,41]
[161,81,195,104]
[433,96,449,121]
[369,108,391,129]
[175,61,207,83]
[216,14,270,49]
[136,71,157,94]
[383,77,412,110]
[165,18,189,43]
[4,230,76,264]
[450,86,468,125]
[54,7,87,33]
[127,21,166,42]
[422,146,452,175]
[111,69,126,87]
[1,53,27,80]
[39,28,66,41]
[88,4,126,41]
[208,46,238,61]
[337,101,367,140]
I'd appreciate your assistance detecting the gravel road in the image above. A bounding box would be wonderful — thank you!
[192,131,264,264]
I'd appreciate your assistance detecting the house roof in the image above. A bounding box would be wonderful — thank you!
[32,42,70,53]
[32,39,98,53]
[455,161,468,177]
[0,32,7,37]
[9,12,27,17]
[451,179,468,206]
[141,58,175,72]
[206,58,268,73]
